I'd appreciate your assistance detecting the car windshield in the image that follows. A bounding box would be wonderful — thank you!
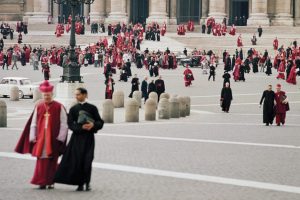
[20,79,31,85]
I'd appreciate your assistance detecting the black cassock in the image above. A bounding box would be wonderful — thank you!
[54,103,104,186]
[260,90,275,124]
[129,78,139,97]
[221,87,233,112]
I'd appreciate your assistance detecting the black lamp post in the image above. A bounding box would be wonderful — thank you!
[54,0,94,83]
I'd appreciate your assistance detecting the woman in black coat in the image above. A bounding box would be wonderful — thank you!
[220,82,233,113]
[260,85,275,126]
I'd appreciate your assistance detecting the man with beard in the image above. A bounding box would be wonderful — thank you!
[54,88,104,191]
[260,85,275,126]
[155,76,165,101]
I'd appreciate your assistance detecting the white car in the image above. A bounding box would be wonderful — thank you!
[0,77,38,99]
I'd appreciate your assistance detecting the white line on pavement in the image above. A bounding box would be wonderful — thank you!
[191,101,300,107]
[190,91,300,98]
[1,152,300,195]
[98,133,300,150]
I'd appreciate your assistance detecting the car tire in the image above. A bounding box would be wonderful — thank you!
[19,90,24,99]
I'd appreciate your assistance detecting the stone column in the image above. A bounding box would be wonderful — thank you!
[200,0,209,24]
[28,0,50,24]
[208,0,226,23]
[106,0,128,23]
[169,0,177,25]
[295,0,300,26]
[52,3,59,23]
[247,0,270,26]
[271,0,293,26]
[23,0,34,22]
[147,0,169,24]
[90,0,106,22]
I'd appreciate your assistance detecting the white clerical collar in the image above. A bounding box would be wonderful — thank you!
[78,100,87,105]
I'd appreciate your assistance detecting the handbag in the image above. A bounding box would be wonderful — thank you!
[77,110,95,125]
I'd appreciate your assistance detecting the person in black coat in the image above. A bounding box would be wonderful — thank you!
[129,74,140,97]
[265,57,272,76]
[208,65,216,81]
[220,82,233,113]
[252,55,259,73]
[54,88,104,191]
[222,71,231,87]
[155,76,165,101]
[141,76,148,103]
[257,25,263,37]
[201,24,206,34]
[148,80,156,95]
[231,56,236,71]
[260,85,275,126]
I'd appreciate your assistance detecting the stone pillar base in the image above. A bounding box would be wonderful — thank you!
[295,18,300,26]
[169,17,177,25]
[271,14,294,26]
[90,13,106,23]
[247,14,270,26]
[208,12,226,23]
[147,15,169,24]
[106,13,128,24]
[55,82,84,110]
[27,12,49,24]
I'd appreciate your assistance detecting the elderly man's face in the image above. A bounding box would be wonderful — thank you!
[43,92,53,103]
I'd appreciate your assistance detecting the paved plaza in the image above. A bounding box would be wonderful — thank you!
[0,27,300,200]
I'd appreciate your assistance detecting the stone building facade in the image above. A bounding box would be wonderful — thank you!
[0,0,300,26]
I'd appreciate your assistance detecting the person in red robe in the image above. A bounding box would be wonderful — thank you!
[0,51,4,67]
[229,25,236,36]
[276,59,285,79]
[237,34,243,47]
[183,66,194,87]
[286,64,297,85]
[66,23,71,33]
[273,37,279,50]
[25,47,31,63]
[105,74,115,99]
[55,24,62,37]
[274,84,289,126]
[15,81,68,189]
[233,63,240,81]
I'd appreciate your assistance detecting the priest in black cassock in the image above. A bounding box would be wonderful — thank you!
[129,74,140,98]
[54,88,104,191]
[259,85,275,126]
[220,82,233,113]
[155,75,165,101]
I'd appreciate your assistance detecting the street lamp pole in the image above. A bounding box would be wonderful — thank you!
[53,0,94,83]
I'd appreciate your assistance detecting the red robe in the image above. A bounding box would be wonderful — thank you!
[15,101,67,186]
[229,26,236,36]
[286,65,297,85]
[25,48,31,63]
[0,52,3,66]
[276,60,285,80]
[183,68,194,87]
[273,39,279,50]
[237,36,243,47]
[274,91,289,125]
[233,64,240,81]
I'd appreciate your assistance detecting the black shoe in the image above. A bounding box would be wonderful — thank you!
[47,185,54,189]
[277,123,280,126]
[266,123,269,126]
[39,185,46,190]
[76,185,84,191]
[85,183,91,191]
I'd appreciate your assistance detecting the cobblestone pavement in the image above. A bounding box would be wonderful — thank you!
[0,28,300,200]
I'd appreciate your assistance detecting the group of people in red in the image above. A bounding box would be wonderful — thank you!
[55,14,84,37]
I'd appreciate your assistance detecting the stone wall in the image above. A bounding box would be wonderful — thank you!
[0,0,24,21]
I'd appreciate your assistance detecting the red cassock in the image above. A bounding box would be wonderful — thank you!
[273,39,279,50]
[0,52,4,66]
[7,51,12,66]
[233,64,240,81]
[237,36,243,47]
[15,101,67,186]
[183,68,194,87]
[274,91,289,125]
[229,26,236,36]
[276,60,285,80]
[286,65,297,85]
[55,25,61,37]
[25,48,31,63]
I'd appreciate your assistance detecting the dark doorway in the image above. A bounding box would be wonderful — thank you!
[229,0,249,26]
[130,0,149,24]
[177,0,200,24]
[61,4,84,19]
